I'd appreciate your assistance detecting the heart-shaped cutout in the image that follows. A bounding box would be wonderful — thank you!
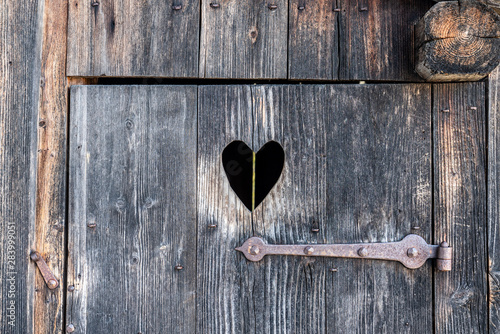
[222,140,285,211]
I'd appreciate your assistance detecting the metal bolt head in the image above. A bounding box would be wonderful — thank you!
[68,285,75,292]
[268,4,278,10]
[249,245,260,255]
[47,279,58,289]
[66,324,75,333]
[407,247,418,258]
[30,251,41,261]
[358,247,368,257]
[304,246,314,255]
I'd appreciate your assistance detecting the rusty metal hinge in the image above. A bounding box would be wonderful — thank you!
[236,234,452,271]
[30,251,59,289]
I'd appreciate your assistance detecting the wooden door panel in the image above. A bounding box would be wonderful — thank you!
[67,0,200,77]
[198,84,432,333]
[67,86,197,333]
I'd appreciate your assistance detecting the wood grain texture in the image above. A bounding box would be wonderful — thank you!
[415,2,500,82]
[324,84,433,333]
[251,85,328,333]
[0,0,43,332]
[339,0,434,81]
[489,66,500,333]
[34,5,95,334]
[199,0,288,79]
[67,0,200,77]
[67,86,197,333]
[288,0,339,80]
[197,86,254,333]
[433,82,488,334]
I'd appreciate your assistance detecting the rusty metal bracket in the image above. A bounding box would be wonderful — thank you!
[236,234,452,271]
[30,251,59,289]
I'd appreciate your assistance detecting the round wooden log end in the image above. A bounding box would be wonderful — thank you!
[416,1,500,82]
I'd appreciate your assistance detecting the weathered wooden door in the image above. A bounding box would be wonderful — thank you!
[66,83,486,333]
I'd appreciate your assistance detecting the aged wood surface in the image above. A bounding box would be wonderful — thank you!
[0,0,43,332]
[67,86,197,333]
[198,84,433,333]
[433,82,488,333]
[489,66,500,333]
[67,0,200,77]
[416,1,500,82]
[199,0,288,79]
[324,85,433,333]
[339,0,434,81]
[197,86,254,333]
[251,85,327,333]
[34,1,99,332]
[288,0,339,80]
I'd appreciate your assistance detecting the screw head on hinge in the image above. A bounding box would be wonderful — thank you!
[407,248,418,258]
[358,247,368,257]
[66,324,75,333]
[304,246,314,255]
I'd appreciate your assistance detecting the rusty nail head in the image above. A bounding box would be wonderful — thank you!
[208,224,217,229]
[48,279,58,289]
[87,222,97,228]
[66,324,75,333]
[172,4,182,10]
[210,2,220,8]
[30,251,41,261]
[333,8,341,12]
[304,246,314,255]
[91,1,99,6]
[175,265,183,270]
[298,5,305,10]
[470,106,477,110]
[268,4,278,10]
[358,247,368,257]
[311,227,319,233]
[359,6,368,11]
[412,226,420,230]
[249,245,260,255]
[330,268,338,272]
[407,247,418,258]
[68,285,75,292]
[441,109,450,113]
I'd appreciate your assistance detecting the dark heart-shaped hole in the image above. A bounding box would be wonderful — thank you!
[222,140,285,211]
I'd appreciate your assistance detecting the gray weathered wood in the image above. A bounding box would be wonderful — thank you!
[199,0,288,79]
[339,0,434,81]
[67,0,200,77]
[0,0,43,332]
[251,85,328,333]
[199,84,434,333]
[197,86,254,333]
[288,0,339,80]
[324,84,433,333]
[433,82,488,334]
[489,66,500,333]
[67,86,197,333]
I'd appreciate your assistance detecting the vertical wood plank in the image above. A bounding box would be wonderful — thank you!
[196,86,254,333]
[199,0,288,79]
[325,84,433,333]
[67,0,200,77]
[251,85,327,333]
[0,0,43,332]
[433,82,488,334]
[339,0,434,81]
[490,66,500,333]
[288,0,339,80]
[67,86,197,333]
